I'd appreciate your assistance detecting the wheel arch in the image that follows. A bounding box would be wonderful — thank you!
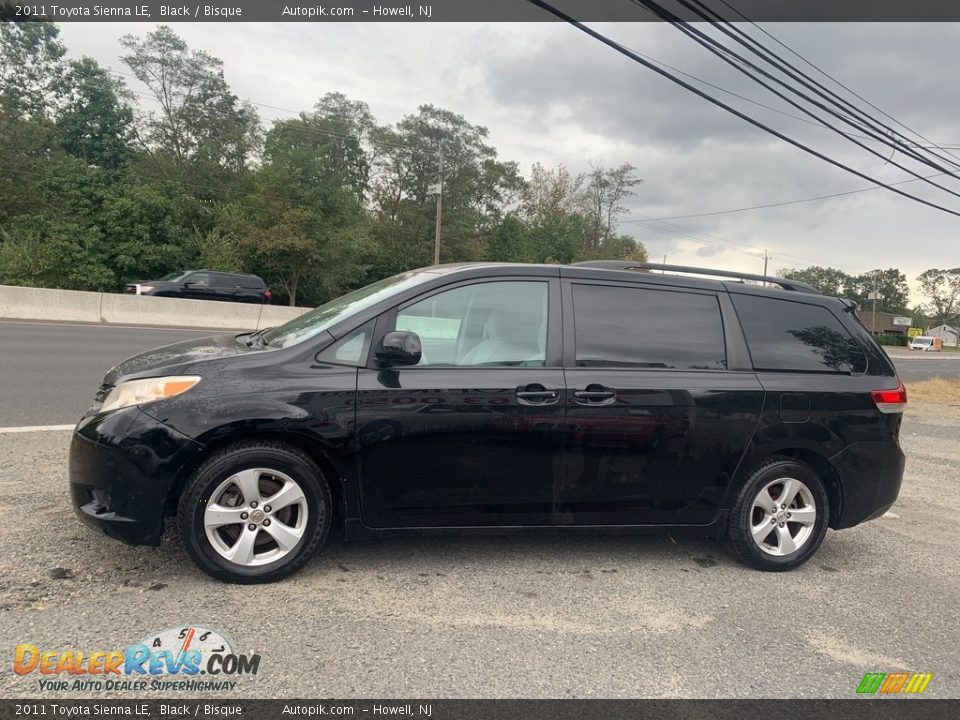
[741,447,844,529]
[164,430,347,531]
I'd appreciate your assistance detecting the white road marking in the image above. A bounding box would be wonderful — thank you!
[883,511,900,519]
[0,424,75,434]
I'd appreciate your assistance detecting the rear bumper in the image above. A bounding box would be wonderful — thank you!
[69,408,203,546]
[830,440,906,529]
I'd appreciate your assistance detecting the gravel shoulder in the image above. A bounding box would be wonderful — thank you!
[1,404,957,699]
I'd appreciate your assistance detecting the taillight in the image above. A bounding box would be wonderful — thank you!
[871,379,907,413]
[263,289,272,303]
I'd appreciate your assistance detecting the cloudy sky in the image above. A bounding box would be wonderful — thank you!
[57,21,960,303]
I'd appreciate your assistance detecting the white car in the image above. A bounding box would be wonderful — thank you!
[909,336,939,352]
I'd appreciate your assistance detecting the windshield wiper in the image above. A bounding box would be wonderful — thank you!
[241,327,273,348]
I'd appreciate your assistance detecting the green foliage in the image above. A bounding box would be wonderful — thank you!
[873,334,908,347]
[0,23,648,306]
[917,267,960,326]
[780,265,910,313]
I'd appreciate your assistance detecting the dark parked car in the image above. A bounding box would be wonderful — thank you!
[124,270,272,304]
[70,262,907,583]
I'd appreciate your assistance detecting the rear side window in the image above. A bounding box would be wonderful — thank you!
[210,273,235,287]
[572,284,726,370]
[732,295,867,374]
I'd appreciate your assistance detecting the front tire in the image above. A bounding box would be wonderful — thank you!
[178,441,331,583]
[725,458,829,571]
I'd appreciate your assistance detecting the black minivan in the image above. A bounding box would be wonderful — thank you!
[70,262,906,583]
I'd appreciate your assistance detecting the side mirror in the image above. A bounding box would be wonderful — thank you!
[376,331,422,366]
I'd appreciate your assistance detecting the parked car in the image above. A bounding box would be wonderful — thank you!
[124,270,272,304]
[909,336,940,352]
[70,262,906,583]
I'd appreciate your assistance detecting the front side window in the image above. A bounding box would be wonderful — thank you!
[396,281,548,367]
[187,273,210,287]
[732,295,867,373]
[572,284,726,370]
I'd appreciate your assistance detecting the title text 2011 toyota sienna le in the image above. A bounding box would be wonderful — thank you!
[69,262,907,583]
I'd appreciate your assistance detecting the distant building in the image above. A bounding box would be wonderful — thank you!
[925,324,959,346]
[856,310,911,336]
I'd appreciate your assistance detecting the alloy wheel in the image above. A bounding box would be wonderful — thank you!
[203,468,309,566]
[749,477,817,557]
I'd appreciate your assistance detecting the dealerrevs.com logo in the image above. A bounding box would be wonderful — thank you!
[14,626,260,693]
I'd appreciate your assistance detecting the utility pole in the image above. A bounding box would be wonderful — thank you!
[762,249,769,277]
[868,278,881,336]
[433,143,443,266]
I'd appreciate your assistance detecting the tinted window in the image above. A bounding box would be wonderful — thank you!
[210,273,235,288]
[396,281,548,367]
[186,273,210,287]
[732,295,867,373]
[572,284,726,370]
[316,322,373,366]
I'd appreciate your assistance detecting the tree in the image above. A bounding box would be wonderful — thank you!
[779,266,851,296]
[239,116,367,305]
[0,22,66,120]
[120,26,261,183]
[582,163,643,252]
[485,214,531,262]
[57,57,134,169]
[917,268,960,327]
[844,269,910,313]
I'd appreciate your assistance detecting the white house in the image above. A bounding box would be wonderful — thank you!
[926,324,959,347]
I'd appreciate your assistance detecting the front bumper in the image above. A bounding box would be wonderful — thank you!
[69,407,203,546]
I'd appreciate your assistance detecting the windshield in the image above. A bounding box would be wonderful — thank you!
[914,338,933,344]
[160,271,187,281]
[262,271,436,349]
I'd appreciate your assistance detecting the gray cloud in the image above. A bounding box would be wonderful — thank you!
[55,21,960,299]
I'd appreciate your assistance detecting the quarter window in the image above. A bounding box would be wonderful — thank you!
[396,281,548,367]
[732,295,867,373]
[572,284,726,369]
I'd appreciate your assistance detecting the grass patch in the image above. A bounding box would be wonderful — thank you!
[906,378,960,406]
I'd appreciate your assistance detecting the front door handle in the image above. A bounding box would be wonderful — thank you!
[516,383,560,406]
[573,384,617,405]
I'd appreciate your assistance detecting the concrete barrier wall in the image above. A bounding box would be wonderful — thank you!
[0,284,310,330]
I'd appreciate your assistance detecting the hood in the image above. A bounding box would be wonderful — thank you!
[103,333,255,386]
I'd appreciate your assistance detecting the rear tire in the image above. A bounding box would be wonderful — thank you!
[725,457,829,571]
[178,441,331,583]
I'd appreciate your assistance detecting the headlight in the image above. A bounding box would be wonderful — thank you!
[139,285,154,292]
[100,376,201,413]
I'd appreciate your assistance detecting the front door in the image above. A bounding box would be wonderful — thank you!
[559,280,764,526]
[355,278,566,528]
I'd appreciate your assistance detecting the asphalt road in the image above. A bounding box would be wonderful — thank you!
[0,320,231,426]
[0,319,958,427]
[1,403,958,698]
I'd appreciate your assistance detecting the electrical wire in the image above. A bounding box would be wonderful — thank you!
[715,0,960,162]
[522,0,960,218]
[676,0,960,172]
[627,0,960,194]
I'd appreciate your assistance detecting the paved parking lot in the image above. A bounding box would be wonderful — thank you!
[1,401,958,699]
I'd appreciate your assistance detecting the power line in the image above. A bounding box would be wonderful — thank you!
[523,0,960,218]
[715,0,960,163]
[624,171,949,221]
[628,0,960,195]
[676,0,960,173]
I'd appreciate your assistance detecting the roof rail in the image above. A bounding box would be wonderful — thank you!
[570,261,820,294]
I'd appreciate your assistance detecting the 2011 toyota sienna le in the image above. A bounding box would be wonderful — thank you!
[69,262,907,583]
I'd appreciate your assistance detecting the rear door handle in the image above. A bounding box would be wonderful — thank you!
[516,384,560,405]
[573,384,617,405]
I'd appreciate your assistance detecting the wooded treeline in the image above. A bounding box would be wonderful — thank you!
[0,23,647,306]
